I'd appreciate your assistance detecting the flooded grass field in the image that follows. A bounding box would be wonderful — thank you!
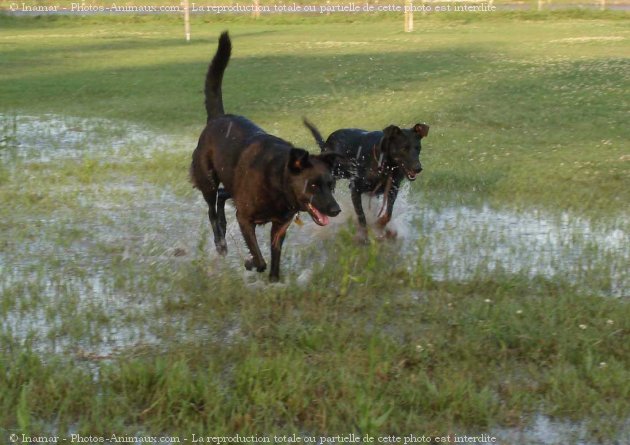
[1,10,629,444]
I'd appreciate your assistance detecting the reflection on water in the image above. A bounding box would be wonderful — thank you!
[249,185,629,297]
[1,114,628,441]
[0,113,173,162]
[1,115,628,359]
[493,413,630,445]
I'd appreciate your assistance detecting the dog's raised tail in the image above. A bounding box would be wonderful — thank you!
[205,31,232,121]
[303,118,327,151]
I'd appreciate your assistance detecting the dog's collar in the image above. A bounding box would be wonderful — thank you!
[372,144,394,176]
[283,166,301,215]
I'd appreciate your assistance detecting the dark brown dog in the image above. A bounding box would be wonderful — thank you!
[190,32,342,281]
[304,119,428,240]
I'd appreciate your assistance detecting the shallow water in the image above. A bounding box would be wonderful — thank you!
[493,413,630,444]
[0,113,173,162]
[226,185,629,297]
[1,114,628,442]
[1,114,628,359]
[407,194,628,297]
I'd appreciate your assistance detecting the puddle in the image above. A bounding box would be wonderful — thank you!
[1,114,628,358]
[493,413,630,444]
[0,113,176,162]
[216,186,628,297]
[0,113,191,356]
[408,196,629,297]
[0,180,198,356]
[1,114,628,443]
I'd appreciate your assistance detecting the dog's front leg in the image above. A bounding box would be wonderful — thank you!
[350,184,368,243]
[377,183,399,228]
[269,220,291,282]
[237,215,266,273]
[377,182,399,239]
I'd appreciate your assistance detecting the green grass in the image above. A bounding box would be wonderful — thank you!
[1,10,629,443]
[3,0,629,11]
[1,11,628,213]
[2,0,625,7]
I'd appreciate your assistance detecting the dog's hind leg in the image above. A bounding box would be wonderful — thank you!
[191,146,227,255]
[198,171,227,256]
[216,188,231,254]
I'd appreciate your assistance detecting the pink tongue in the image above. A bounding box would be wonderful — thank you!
[309,205,329,226]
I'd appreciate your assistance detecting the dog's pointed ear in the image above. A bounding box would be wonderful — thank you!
[414,123,430,138]
[288,148,311,173]
[383,125,403,139]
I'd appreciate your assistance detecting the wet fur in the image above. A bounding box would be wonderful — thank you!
[304,119,429,238]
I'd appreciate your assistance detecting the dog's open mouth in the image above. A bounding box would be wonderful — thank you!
[406,171,418,181]
[306,203,330,226]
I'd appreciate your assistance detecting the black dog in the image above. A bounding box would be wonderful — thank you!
[190,32,342,281]
[304,120,429,240]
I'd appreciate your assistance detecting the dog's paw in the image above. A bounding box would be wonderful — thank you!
[245,258,266,273]
[354,228,369,245]
[375,226,398,242]
[216,240,228,256]
[244,258,255,271]
[383,227,398,240]
[376,215,391,229]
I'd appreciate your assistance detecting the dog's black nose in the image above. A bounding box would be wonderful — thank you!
[328,204,341,217]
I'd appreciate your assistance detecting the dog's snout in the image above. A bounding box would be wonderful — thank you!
[328,203,341,217]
